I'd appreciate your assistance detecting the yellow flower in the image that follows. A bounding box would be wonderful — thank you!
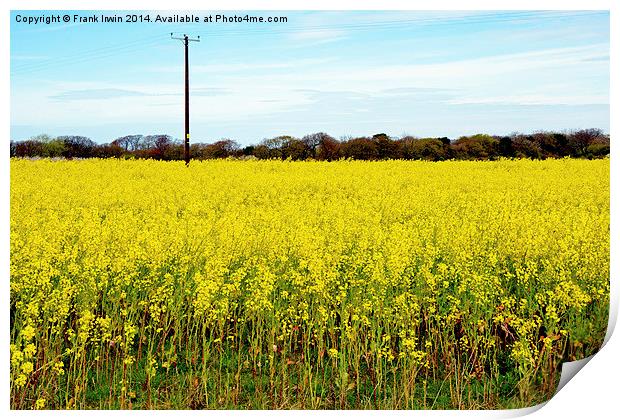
[21,362,34,375]
[24,343,36,358]
[15,374,27,387]
[21,325,36,341]
[11,350,23,367]
[53,361,65,376]
[8,158,610,408]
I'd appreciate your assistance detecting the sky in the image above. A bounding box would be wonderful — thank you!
[10,10,609,146]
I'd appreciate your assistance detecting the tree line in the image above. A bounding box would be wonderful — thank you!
[10,129,610,161]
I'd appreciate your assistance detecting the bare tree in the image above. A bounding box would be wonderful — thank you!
[112,135,143,152]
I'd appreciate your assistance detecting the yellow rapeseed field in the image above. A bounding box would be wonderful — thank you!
[10,158,609,409]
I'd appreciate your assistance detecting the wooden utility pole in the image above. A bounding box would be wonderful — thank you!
[171,33,200,165]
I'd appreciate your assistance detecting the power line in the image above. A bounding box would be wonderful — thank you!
[173,10,587,35]
[11,36,169,75]
[11,11,603,76]
[186,11,603,37]
[12,34,168,71]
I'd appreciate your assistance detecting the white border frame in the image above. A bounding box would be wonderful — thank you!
[3,1,617,418]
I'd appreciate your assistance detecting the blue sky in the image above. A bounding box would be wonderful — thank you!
[10,10,609,145]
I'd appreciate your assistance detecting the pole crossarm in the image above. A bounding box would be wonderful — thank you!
[171,34,200,42]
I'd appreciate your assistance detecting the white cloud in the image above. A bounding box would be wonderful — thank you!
[11,55,49,61]
[447,94,609,106]
[287,28,348,46]
[11,43,609,129]
[153,58,334,74]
